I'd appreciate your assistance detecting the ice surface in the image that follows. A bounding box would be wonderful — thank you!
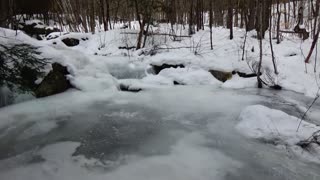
[0,87,320,180]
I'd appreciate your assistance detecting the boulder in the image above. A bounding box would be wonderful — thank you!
[173,81,185,85]
[62,38,80,47]
[18,21,60,40]
[152,64,185,74]
[294,25,309,40]
[35,63,72,98]
[232,71,260,78]
[119,84,142,93]
[209,70,233,82]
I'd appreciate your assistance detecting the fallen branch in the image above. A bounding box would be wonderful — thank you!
[296,91,320,132]
[118,46,136,50]
[120,32,191,38]
[297,130,320,150]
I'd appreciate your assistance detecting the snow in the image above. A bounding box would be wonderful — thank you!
[157,67,222,85]
[2,20,320,179]
[237,105,319,144]
[117,67,221,90]
[222,75,257,89]
[141,75,174,86]
[2,23,320,97]
[237,105,320,163]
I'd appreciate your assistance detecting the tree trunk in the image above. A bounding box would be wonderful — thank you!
[228,0,233,40]
[100,0,107,31]
[134,0,143,50]
[269,6,278,74]
[313,0,320,37]
[189,0,195,35]
[305,2,320,64]
[88,0,95,34]
[257,0,263,88]
[209,0,213,50]
[276,0,281,44]
[247,0,256,31]
[0,0,9,27]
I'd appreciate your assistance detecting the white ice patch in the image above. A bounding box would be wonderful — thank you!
[141,75,174,86]
[103,111,139,119]
[70,74,117,92]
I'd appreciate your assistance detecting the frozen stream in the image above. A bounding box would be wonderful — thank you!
[0,86,319,180]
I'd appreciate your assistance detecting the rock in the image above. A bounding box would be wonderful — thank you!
[294,25,310,40]
[270,85,282,90]
[173,81,185,85]
[18,21,60,40]
[232,71,260,78]
[152,64,185,74]
[62,38,80,47]
[209,70,233,82]
[120,24,129,29]
[35,63,72,98]
[81,37,89,41]
[138,49,158,56]
[285,53,297,57]
[0,87,14,108]
[119,84,142,93]
[20,66,40,90]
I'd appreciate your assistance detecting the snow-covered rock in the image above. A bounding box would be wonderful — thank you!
[157,68,222,86]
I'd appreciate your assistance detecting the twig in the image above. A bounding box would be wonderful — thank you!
[296,88,320,132]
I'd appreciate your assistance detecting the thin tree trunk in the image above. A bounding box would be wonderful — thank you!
[313,0,320,37]
[276,0,281,44]
[134,0,143,50]
[209,0,213,50]
[100,0,107,31]
[242,30,248,61]
[258,0,263,88]
[189,0,194,35]
[305,20,320,63]
[228,0,234,40]
[269,7,279,74]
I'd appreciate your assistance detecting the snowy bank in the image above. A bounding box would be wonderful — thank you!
[237,105,320,163]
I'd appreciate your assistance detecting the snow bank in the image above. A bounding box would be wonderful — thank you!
[237,105,320,163]
[222,75,257,89]
[117,67,222,90]
[2,22,320,98]
[237,105,319,145]
[158,68,222,86]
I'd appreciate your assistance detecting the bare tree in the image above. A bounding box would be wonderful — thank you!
[209,0,213,50]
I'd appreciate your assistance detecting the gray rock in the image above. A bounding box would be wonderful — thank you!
[209,70,233,82]
[62,38,80,47]
[35,63,72,98]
